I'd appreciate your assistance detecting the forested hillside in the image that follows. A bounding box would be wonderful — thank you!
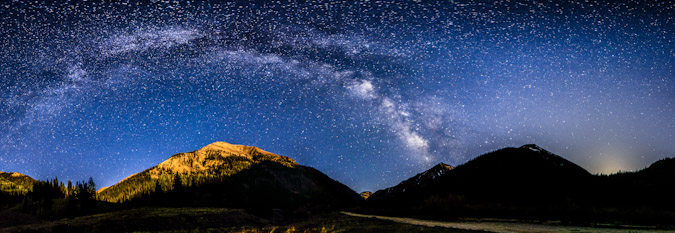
[98,142,297,203]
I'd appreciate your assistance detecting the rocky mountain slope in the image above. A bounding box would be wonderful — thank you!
[97,142,361,210]
[98,142,296,203]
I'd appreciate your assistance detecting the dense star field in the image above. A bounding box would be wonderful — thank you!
[0,1,673,192]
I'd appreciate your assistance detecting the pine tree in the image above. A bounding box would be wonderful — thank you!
[173,174,183,191]
[154,180,162,194]
[67,181,73,197]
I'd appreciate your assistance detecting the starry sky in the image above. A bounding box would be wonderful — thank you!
[0,1,673,192]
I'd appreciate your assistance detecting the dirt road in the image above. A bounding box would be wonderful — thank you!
[341,211,674,233]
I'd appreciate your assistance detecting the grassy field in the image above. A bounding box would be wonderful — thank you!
[0,207,483,233]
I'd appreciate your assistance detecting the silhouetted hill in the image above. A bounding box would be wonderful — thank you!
[638,157,675,177]
[143,161,363,213]
[367,144,675,224]
[436,144,592,204]
[368,163,453,203]
[98,142,361,212]
[369,145,591,209]
[594,157,675,212]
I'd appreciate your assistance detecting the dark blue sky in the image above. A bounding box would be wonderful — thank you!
[1,1,673,192]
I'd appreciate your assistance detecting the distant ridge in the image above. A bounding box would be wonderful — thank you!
[369,162,453,202]
[0,171,36,194]
[360,191,372,200]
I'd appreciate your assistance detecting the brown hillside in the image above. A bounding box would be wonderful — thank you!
[155,142,296,175]
[0,171,37,194]
[98,142,297,203]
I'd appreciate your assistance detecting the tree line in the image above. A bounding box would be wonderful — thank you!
[20,177,97,218]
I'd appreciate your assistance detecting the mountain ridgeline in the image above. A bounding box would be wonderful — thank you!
[3,142,675,226]
[366,144,675,224]
[97,142,361,211]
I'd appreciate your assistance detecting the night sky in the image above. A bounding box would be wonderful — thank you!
[1,1,673,192]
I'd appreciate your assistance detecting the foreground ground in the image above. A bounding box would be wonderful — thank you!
[0,207,482,233]
[2,207,674,233]
[342,212,675,233]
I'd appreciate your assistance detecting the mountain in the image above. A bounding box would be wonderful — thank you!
[98,142,296,203]
[368,162,453,203]
[367,144,675,224]
[97,142,361,211]
[636,157,675,177]
[367,144,594,217]
[0,171,36,194]
[594,157,675,211]
[437,144,592,204]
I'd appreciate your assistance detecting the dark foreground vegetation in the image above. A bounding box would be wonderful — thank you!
[128,162,362,214]
[1,175,97,220]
